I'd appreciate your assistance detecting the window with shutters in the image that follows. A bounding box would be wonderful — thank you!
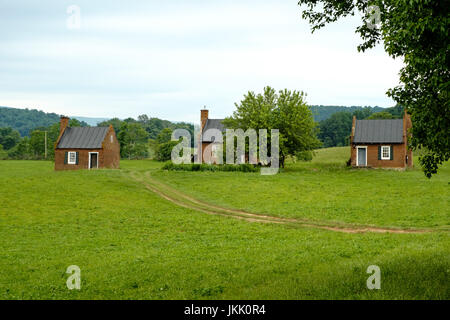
[68,151,77,164]
[381,146,390,160]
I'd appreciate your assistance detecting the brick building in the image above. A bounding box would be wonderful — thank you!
[200,109,226,164]
[350,111,413,168]
[54,116,120,171]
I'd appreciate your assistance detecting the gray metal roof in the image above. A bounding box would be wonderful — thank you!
[57,127,109,149]
[353,119,404,144]
[202,119,225,142]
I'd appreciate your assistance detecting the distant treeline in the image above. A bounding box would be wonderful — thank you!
[309,105,387,122]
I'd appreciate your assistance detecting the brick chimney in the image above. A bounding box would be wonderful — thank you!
[60,116,69,135]
[350,115,356,144]
[201,109,209,130]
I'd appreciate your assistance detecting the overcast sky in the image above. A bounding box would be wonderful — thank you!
[0,0,403,123]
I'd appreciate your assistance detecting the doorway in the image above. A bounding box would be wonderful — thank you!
[89,152,98,169]
[357,147,367,166]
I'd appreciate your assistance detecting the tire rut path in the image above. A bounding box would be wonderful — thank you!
[129,171,432,234]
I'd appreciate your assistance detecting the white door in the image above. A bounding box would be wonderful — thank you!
[357,147,366,166]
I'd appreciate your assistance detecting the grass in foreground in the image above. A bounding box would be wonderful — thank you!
[0,153,448,299]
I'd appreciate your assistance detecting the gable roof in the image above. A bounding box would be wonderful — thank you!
[202,119,225,142]
[57,127,109,149]
[353,119,404,144]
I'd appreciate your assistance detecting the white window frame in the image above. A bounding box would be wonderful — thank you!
[381,146,391,160]
[67,151,77,164]
[356,146,367,166]
[88,152,99,169]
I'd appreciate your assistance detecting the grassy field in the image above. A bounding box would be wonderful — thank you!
[0,147,449,299]
[149,147,450,229]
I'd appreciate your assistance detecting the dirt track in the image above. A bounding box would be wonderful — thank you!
[129,171,431,234]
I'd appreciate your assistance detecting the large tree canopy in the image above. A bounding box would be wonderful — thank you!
[223,86,321,167]
[298,0,449,177]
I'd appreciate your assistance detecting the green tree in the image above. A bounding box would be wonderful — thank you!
[366,112,394,120]
[98,118,123,136]
[118,122,149,159]
[385,104,404,118]
[69,118,88,127]
[29,130,46,158]
[223,86,321,167]
[7,137,31,159]
[319,112,353,148]
[0,127,20,150]
[298,0,449,177]
[352,107,374,120]
[155,128,173,145]
[155,141,179,162]
[154,128,178,162]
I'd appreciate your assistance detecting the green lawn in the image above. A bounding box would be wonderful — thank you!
[147,147,450,229]
[0,149,449,299]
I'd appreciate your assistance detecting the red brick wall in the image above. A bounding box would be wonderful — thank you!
[54,149,102,170]
[350,144,408,168]
[102,126,120,169]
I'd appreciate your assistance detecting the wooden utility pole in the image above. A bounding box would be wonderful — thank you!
[44,131,47,159]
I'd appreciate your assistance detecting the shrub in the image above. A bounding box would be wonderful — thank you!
[155,141,179,161]
[296,150,314,162]
[162,162,259,173]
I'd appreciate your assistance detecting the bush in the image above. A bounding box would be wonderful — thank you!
[155,141,179,161]
[295,150,314,162]
[162,162,259,173]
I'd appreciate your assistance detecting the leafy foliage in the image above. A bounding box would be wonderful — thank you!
[318,112,353,148]
[366,112,393,120]
[298,0,450,177]
[309,105,383,122]
[0,127,20,150]
[162,162,259,172]
[223,86,321,167]
[118,122,149,159]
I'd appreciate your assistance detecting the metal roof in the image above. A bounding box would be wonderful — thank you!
[57,127,109,149]
[202,119,225,142]
[353,119,404,144]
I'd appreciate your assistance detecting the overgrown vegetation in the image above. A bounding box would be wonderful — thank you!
[162,162,259,172]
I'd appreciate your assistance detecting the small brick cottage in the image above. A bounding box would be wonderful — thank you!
[350,111,413,168]
[54,116,120,170]
[200,109,225,164]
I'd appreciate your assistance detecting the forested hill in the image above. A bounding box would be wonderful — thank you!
[309,105,386,122]
[0,106,111,136]
[0,106,61,136]
[0,106,193,139]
